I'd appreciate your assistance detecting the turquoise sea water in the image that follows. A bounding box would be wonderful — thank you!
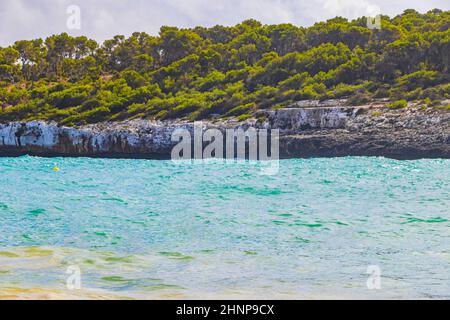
[0,156,449,299]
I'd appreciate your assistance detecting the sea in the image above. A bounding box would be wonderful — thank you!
[0,156,449,299]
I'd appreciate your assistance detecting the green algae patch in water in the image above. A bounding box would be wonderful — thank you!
[23,247,53,257]
[141,284,185,291]
[83,259,96,265]
[158,252,194,260]
[0,252,20,258]
[104,256,134,263]
[101,276,132,283]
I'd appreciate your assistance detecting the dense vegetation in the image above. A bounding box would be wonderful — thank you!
[0,9,449,126]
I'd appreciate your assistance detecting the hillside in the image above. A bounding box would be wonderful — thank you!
[0,9,449,126]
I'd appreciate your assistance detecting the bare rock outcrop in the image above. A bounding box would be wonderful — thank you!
[0,101,449,159]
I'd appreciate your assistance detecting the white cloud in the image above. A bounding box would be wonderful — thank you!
[0,0,448,46]
[323,0,378,18]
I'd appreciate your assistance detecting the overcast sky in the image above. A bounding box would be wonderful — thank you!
[0,0,449,46]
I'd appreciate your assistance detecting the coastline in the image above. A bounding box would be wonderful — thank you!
[1,102,449,160]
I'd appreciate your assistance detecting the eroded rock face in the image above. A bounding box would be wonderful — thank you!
[277,106,450,159]
[0,104,449,159]
[0,120,256,158]
[0,121,184,158]
[267,107,358,132]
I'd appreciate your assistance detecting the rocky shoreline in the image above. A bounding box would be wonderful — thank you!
[0,102,449,160]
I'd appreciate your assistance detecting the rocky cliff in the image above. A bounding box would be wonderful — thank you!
[0,102,449,159]
[268,104,450,159]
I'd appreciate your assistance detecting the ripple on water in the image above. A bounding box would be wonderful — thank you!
[402,217,449,224]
